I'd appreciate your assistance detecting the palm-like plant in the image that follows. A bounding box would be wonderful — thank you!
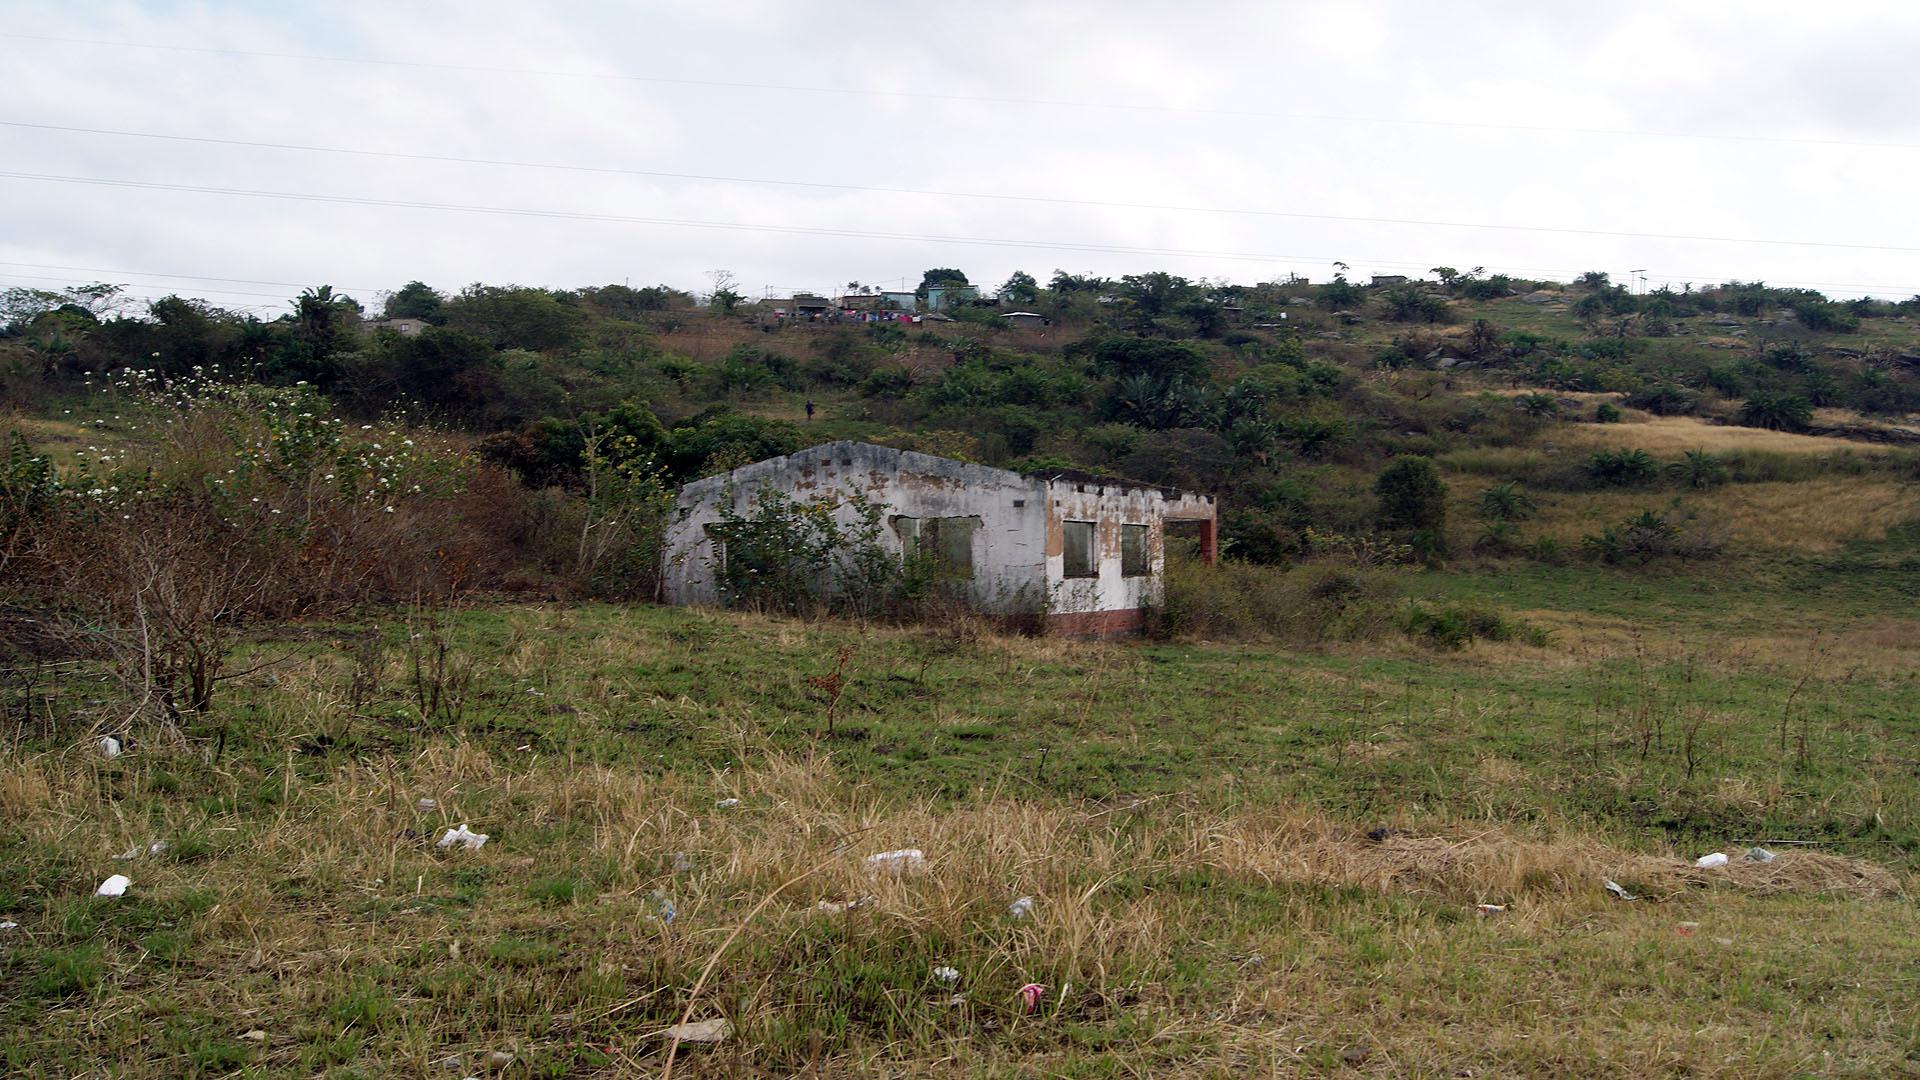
[1476,481,1537,522]
[1667,449,1728,490]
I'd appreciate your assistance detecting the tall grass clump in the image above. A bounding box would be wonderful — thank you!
[1143,553,1403,643]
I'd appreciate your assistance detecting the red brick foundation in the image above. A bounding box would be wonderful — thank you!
[1047,608,1145,638]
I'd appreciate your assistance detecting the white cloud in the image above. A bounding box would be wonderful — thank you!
[1,0,1917,306]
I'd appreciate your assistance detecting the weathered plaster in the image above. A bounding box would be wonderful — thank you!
[660,442,1215,633]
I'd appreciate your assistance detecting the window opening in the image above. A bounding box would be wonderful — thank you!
[1120,524,1150,577]
[1062,520,1097,579]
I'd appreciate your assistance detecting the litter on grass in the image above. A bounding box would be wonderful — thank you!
[1016,983,1047,1014]
[650,890,676,924]
[95,875,130,897]
[671,851,694,873]
[1604,879,1640,901]
[436,824,489,851]
[1694,852,1730,869]
[98,736,121,759]
[814,896,874,914]
[113,840,168,862]
[416,798,438,812]
[864,849,927,875]
[1744,846,1777,863]
[1008,896,1035,920]
[0,921,18,931]
[662,1018,732,1043]
[1475,903,1507,916]
[714,798,740,809]
[931,966,960,983]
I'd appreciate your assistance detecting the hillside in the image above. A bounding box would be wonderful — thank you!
[3,270,1920,1076]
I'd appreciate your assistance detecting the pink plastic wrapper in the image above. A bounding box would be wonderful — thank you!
[1017,982,1046,1014]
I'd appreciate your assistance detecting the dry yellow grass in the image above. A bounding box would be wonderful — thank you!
[1554,413,1893,455]
[4,731,1914,1077]
[1526,478,1920,554]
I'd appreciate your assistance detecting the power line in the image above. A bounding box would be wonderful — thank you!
[0,259,379,293]
[12,119,1914,255]
[4,30,1917,153]
[5,167,1917,261]
[0,270,311,304]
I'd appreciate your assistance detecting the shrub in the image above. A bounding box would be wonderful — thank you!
[1476,481,1536,521]
[1143,554,1403,644]
[1514,392,1560,418]
[1594,402,1622,423]
[3,372,489,731]
[706,485,926,618]
[1585,448,1658,486]
[1374,456,1447,552]
[1402,602,1545,650]
[1581,507,1725,565]
[1739,392,1814,432]
[1667,449,1728,490]
[1623,383,1698,416]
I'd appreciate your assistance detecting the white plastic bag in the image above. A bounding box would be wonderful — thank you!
[1008,896,1035,920]
[1694,852,1729,869]
[864,849,926,875]
[663,1017,731,1043]
[98,736,122,759]
[95,874,131,897]
[435,824,489,851]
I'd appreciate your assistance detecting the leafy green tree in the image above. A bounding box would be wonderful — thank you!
[295,285,360,355]
[999,270,1039,305]
[1315,273,1366,311]
[1375,455,1447,557]
[442,285,584,351]
[383,280,443,320]
[1047,270,1107,295]
[665,410,803,480]
[1066,332,1210,381]
[916,268,970,299]
[582,283,679,317]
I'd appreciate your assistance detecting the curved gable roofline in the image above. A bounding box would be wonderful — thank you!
[677,441,1210,502]
[675,441,1029,499]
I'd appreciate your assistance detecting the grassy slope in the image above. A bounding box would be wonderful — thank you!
[4,557,1919,1077]
[5,289,1920,1074]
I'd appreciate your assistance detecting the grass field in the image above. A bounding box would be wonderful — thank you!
[4,553,1919,1077]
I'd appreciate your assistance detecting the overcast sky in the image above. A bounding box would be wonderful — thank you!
[3,1,1918,315]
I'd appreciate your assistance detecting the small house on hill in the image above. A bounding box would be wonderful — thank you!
[660,442,1217,635]
[365,317,430,336]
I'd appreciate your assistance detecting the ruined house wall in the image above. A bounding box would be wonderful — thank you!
[1042,478,1217,636]
[660,441,1217,636]
[660,441,1049,610]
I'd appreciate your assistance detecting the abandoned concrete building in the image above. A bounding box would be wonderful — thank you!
[660,441,1217,635]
